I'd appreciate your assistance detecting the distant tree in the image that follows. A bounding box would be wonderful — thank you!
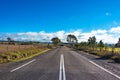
[7,37,14,44]
[111,44,115,53]
[87,36,96,50]
[67,34,78,47]
[7,37,15,45]
[7,37,11,43]
[98,40,104,52]
[104,44,108,52]
[79,42,88,49]
[67,34,78,44]
[115,38,120,47]
[51,37,61,46]
[29,41,33,45]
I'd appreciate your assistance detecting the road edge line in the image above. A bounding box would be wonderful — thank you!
[89,60,120,79]
[10,59,36,72]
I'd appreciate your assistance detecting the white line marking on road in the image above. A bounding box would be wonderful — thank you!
[59,54,66,80]
[59,55,62,80]
[89,60,120,79]
[10,59,36,72]
[62,54,66,80]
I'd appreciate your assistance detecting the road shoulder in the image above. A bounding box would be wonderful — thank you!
[76,50,120,76]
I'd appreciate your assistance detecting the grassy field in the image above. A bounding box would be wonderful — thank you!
[107,48,119,53]
[94,47,120,53]
[0,44,51,63]
[77,45,120,63]
[0,44,34,53]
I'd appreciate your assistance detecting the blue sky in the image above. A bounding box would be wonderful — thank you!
[0,0,120,43]
[0,0,120,32]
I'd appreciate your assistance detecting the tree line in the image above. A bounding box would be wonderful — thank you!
[51,34,116,54]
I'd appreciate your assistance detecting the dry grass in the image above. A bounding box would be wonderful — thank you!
[0,44,42,54]
[0,44,51,63]
[96,47,120,54]
[105,47,120,53]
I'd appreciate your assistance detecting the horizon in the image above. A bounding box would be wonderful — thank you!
[0,0,120,43]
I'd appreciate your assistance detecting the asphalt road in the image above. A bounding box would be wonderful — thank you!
[0,46,120,80]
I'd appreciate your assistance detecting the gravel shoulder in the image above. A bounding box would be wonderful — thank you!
[76,50,120,76]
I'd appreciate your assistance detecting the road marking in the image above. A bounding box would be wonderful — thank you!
[10,59,36,72]
[89,60,120,79]
[59,54,66,80]
[59,55,62,80]
[62,54,66,80]
[75,53,120,79]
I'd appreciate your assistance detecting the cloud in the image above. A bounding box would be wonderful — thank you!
[2,26,120,44]
[91,29,107,35]
[110,26,120,33]
[105,12,111,16]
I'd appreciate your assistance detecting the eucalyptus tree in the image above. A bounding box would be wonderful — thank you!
[79,42,88,49]
[87,36,97,50]
[98,40,104,52]
[67,34,78,44]
[7,37,12,44]
[51,37,61,46]
[67,34,78,47]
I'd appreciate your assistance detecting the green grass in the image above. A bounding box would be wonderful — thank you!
[0,48,50,64]
[12,49,50,62]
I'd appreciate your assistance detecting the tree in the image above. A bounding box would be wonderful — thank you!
[87,36,97,50]
[51,37,61,46]
[98,40,104,52]
[104,44,108,52]
[78,42,88,49]
[111,44,115,53]
[7,37,13,44]
[7,37,15,44]
[67,34,78,47]
[7,37,11,43]
[67,34,78,44]
[88,37,92,49]
[115,38,120,47]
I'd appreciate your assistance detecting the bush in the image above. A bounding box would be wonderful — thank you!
[112,55,120,63]
[0,54,11,62]
[11,53,20,59]
[0,59,3,63]
[101,53,114,59]
[0,47,49,63]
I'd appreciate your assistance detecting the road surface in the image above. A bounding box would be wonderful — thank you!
[0,46,120,80]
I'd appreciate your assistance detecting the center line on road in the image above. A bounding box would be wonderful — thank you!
[10,59,36,72]
[59,54,66,80]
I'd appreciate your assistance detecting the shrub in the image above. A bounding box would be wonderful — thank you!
[0,47,49,63]
[0,54,11,62]
[101,53,114,59]
[0,59,3,63]
[11,53,20,59]
[112,54,120,63]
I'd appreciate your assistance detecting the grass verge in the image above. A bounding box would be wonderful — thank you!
[0,48,50,64]
[77,48,120,63]
[12,49,50,62]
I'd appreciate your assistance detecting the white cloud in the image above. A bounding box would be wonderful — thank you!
[95,33,117,43]
[91,29,107,35]
[26,32,38,36]
[2,26,120,44]
[110,26,120,33]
